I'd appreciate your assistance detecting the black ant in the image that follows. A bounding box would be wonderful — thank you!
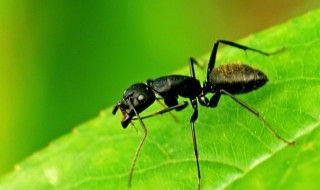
[112,40,295,190]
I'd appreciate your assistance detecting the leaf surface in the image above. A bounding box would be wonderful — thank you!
[1,10,320,190]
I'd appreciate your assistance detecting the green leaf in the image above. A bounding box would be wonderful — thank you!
[1,10,320,190]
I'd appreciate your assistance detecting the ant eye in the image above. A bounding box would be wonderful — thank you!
[137,95,145,102]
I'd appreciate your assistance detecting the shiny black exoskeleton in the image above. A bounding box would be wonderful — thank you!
[149,75,202,107]
[208,63,268,94]
[112,40,294,190]
[112,83,155,128]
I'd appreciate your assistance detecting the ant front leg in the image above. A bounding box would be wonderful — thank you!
[155,98,179,122]
[133,101,189,120]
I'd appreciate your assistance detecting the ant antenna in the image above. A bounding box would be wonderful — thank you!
[126,97,148,187]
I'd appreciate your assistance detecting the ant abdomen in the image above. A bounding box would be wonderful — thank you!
[209,63,268,94]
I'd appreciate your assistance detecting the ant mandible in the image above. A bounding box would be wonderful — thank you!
[112,40,295,190]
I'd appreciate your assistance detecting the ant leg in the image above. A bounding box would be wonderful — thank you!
[189,57,196,78]
[155,98,179,122]
[126,97,148,188]
[208,91,222,108]
[190,98,201,190]
[207,40,280,80]
[219,89,295,146]
[132,101,189,120]
[190,57,205,70]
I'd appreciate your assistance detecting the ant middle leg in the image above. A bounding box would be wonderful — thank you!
[189,57,206,78]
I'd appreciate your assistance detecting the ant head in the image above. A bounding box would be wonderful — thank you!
[113,83,156,128]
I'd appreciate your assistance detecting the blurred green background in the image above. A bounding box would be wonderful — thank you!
[0,0,319,176]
